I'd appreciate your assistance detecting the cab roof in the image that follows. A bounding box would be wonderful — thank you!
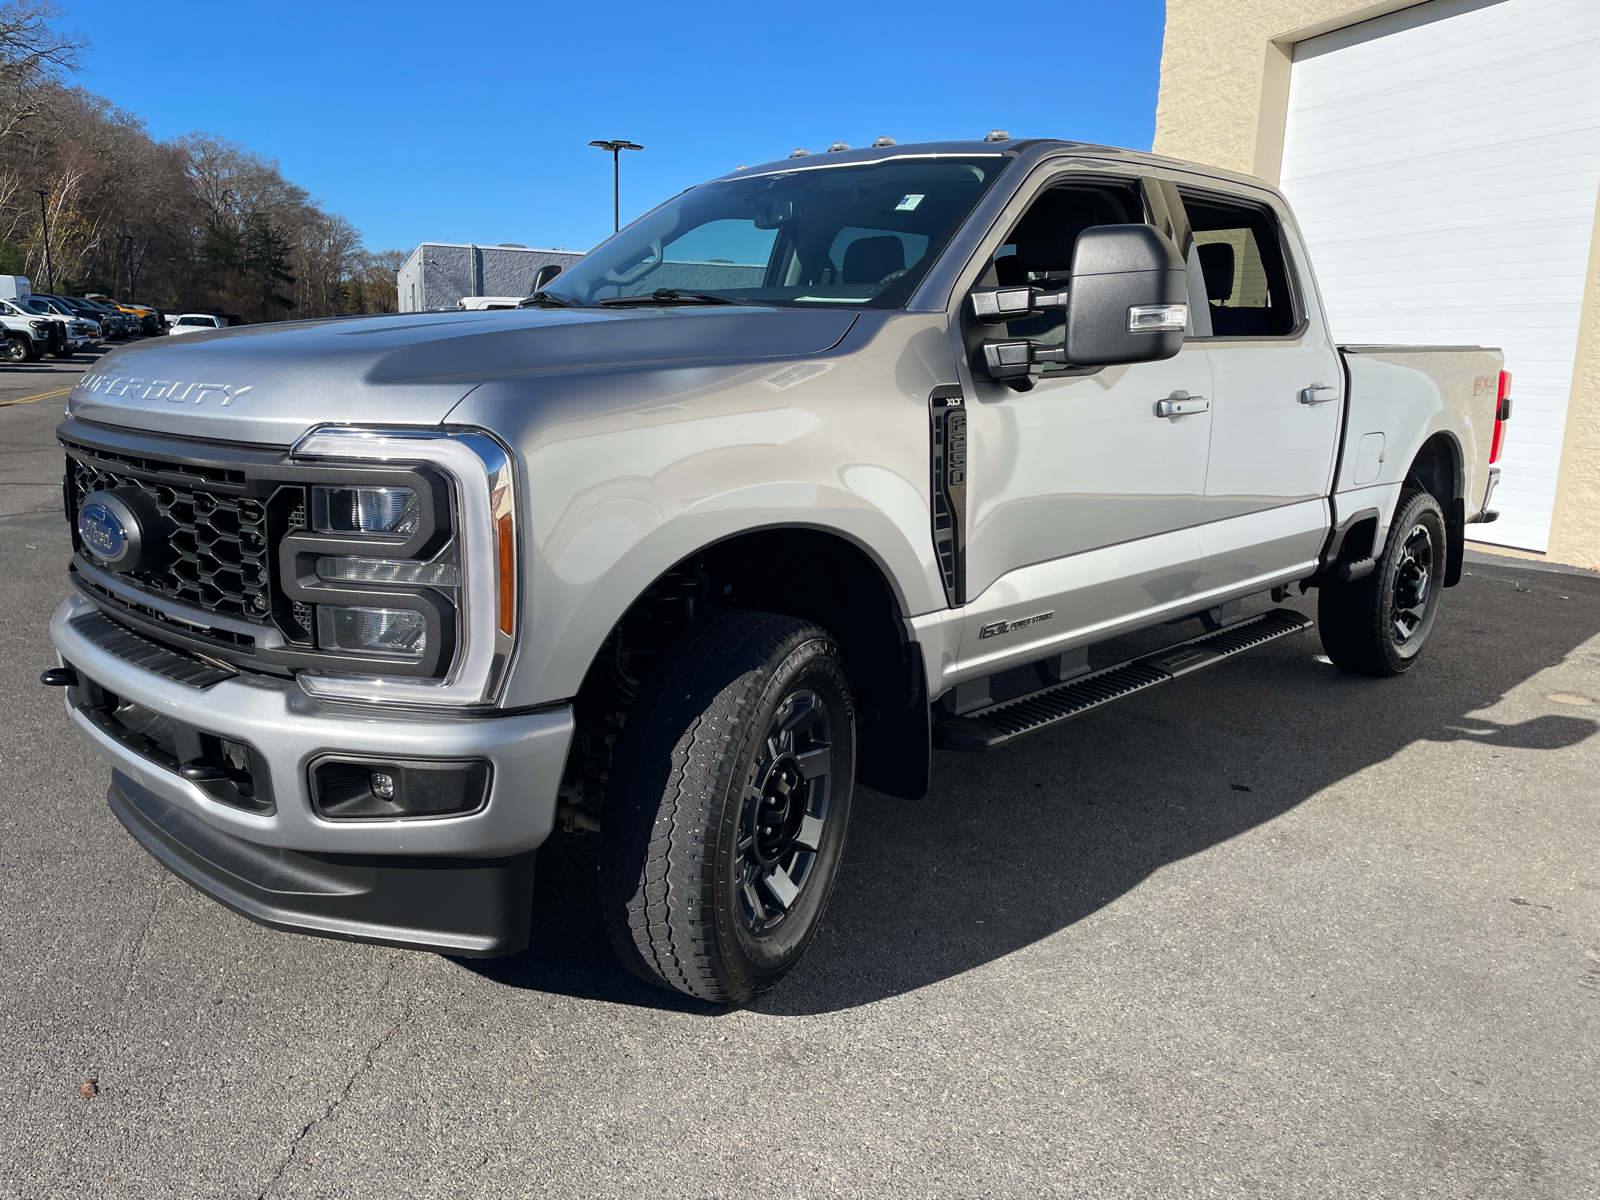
[709,137,1269,192]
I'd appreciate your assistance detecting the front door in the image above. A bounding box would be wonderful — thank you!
[953,174,1216,680]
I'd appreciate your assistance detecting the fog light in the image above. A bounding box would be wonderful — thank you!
[316,606,427,659]
[310,757,491,820]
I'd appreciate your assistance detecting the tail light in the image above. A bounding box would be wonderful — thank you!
[1490,370,1511,464]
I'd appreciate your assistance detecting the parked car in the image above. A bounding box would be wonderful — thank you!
[58,295,126,339]
[86,295,162,336]
[458,296,527,311]
[166,313,228,336]
[44,137,1510,1004]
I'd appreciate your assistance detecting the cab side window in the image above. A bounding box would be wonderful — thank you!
[984,182,1143,355]
[1177,192,1299,338]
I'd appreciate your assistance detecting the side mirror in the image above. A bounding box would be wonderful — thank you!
[1064,224,1187,366]
[971,224,1188,388]
[532,263,563,292]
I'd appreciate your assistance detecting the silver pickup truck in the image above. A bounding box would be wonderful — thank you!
[45,138,1511,1004]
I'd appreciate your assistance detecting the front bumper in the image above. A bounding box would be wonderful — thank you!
[109,770,537,956]
[50,593,574,859]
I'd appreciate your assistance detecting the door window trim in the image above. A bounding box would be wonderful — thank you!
[1170,183,1309,343]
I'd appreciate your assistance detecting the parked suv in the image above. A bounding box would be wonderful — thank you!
[46,138,1508,1003]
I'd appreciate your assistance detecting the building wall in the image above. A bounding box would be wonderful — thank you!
[398,245,586,311]
[1154,0,1600,568]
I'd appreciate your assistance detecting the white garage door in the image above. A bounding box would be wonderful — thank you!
[1279,0,1600,552]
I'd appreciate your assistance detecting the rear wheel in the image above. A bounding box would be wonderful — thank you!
[601,611,855,1004]
[1318,488,1446,676]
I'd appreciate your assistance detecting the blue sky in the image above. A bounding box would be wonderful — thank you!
[58,0,1166,255]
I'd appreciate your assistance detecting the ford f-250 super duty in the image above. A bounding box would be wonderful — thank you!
[44,138,1510,1004]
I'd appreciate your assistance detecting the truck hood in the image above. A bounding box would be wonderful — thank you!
[67,305,859,446]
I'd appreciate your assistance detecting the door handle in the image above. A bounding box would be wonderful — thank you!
[1156,395,1209,418]
[1300,384,1339,405]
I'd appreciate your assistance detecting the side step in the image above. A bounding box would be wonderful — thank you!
[933,608,1313,752]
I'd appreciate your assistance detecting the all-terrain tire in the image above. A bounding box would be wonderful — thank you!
[1318,488,1447,676]
[600,610,856,1005]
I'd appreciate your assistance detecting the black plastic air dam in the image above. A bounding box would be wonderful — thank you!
[108,771,536,957]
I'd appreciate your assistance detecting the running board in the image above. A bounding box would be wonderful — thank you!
[933,608,1313,752]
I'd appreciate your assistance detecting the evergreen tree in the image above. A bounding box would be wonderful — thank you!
[241,212,295,322]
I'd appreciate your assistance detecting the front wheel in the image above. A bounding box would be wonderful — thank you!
[601,611,856,1004]
[1319,488,1447,676]
[5,336,32,363]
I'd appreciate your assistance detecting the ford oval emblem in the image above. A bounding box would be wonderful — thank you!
[78,502,125,560]
[77,490,146,572]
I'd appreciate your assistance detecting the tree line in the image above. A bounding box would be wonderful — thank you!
[0,2,404,322]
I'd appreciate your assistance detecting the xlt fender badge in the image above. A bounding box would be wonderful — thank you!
[77,373,253,406]
[979,610,1054,639]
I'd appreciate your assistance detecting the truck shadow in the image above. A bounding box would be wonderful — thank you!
[458,565,1600,1015]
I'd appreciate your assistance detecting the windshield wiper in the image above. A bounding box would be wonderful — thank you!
[599,289,745,307]
[518,291,577,308]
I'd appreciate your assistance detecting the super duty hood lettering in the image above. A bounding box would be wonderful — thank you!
[79,373,252,405]
[66,306,857,447]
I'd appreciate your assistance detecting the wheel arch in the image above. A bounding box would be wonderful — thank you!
[1404,430,1467,586]
[545,521,934,810]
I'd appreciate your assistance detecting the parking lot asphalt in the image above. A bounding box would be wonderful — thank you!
[2,359,1597,1198]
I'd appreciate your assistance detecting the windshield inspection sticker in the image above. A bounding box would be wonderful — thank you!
[895,194,925,211]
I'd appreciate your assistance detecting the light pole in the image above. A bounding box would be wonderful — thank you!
[34,188,53,293]
[588,139,642,233]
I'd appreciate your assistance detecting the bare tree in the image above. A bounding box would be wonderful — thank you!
[0,1,82,143]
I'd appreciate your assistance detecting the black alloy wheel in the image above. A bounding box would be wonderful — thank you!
[735,688,835,935]
[1388,519,1437,657]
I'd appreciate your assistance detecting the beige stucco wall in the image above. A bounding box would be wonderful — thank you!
[1154,0,1600,569]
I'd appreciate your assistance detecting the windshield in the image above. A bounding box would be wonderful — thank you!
[544,156,1007,309]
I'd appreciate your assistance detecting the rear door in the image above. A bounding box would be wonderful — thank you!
[1175,183,1343,592]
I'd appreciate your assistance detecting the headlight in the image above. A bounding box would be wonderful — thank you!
[287,427,518,709]
[312,485,421,535]
[316,606,429,659]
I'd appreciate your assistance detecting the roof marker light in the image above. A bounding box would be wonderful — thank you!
[984,129,1011,142]
[872,136,896,147]
[788,148,810,158]
[826,142,850,153]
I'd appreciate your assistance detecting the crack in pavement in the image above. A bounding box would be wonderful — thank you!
[255,953,408,1200]
[119,872,167,1006]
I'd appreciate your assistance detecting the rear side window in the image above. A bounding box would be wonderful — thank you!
[1178,192,1299,338]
